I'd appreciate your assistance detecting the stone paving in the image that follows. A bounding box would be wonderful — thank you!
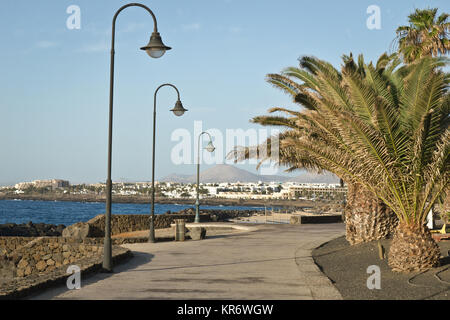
[29,223,345,300]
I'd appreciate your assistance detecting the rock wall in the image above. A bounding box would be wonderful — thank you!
[201,209,259,222]
[76,209,260,238]
[0,237,104,280]
[86,213,212,237]
[0,238,130,299]
[0,237,34,256]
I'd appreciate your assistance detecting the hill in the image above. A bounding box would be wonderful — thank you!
[160,164,340,184]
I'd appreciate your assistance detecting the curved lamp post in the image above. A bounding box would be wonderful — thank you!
[103,3,171,273]
[149,84,188,243]
[195,132,215,223]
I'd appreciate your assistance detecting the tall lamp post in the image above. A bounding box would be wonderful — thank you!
[103,3,172,273]
[195,132,215,223]
[149,84,188,243]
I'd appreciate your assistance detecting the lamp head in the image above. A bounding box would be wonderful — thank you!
[205,141,215,153]
[170,100,188,117]
[140,32,172,59]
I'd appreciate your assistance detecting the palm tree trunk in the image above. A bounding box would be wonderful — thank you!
[388,222,441,272]
[345,183,398,245]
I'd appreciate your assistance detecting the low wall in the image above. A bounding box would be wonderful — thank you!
[0,237,35,256]
[0,236,130,299]
[205,209,259,221]
[0,237,106,280]
[86,213,212,237]
[290,214,343,224]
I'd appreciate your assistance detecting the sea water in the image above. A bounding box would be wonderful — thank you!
[0,200,264,226]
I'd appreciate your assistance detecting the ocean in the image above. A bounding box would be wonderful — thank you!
[0,200,265,226]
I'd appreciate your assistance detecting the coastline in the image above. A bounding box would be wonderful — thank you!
[0,193,319,208]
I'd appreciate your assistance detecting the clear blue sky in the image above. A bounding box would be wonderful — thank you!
[0,0,448,185]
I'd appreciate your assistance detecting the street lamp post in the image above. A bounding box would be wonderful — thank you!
[103,3,171,272]
[149,84,188,243]
[195,132,215,223]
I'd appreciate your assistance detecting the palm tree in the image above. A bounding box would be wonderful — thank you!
[394,8,449,63]
[233,55,448,272]
[281,56,448,272]
[230,54,399,245]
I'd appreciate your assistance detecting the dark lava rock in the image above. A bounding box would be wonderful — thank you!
[0,222,66,237]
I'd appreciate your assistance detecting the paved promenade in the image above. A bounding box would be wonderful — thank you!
[30,223,345,300]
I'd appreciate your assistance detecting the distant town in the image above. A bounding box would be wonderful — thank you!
[0,178,347,202]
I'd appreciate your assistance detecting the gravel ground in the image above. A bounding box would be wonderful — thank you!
[312,236,450,300]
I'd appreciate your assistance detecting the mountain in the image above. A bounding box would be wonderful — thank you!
[160,164,283,183]
[288,171,340,184]
[160,164,340,184]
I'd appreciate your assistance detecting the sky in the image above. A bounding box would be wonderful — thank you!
[0,0,449,186]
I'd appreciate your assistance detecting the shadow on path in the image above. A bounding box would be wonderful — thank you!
[27,251,154,300]
[126,255,312,273]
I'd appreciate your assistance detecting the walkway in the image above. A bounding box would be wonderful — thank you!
[29,223,345,300]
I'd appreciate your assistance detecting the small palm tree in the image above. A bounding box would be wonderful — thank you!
[394,8,449,63]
